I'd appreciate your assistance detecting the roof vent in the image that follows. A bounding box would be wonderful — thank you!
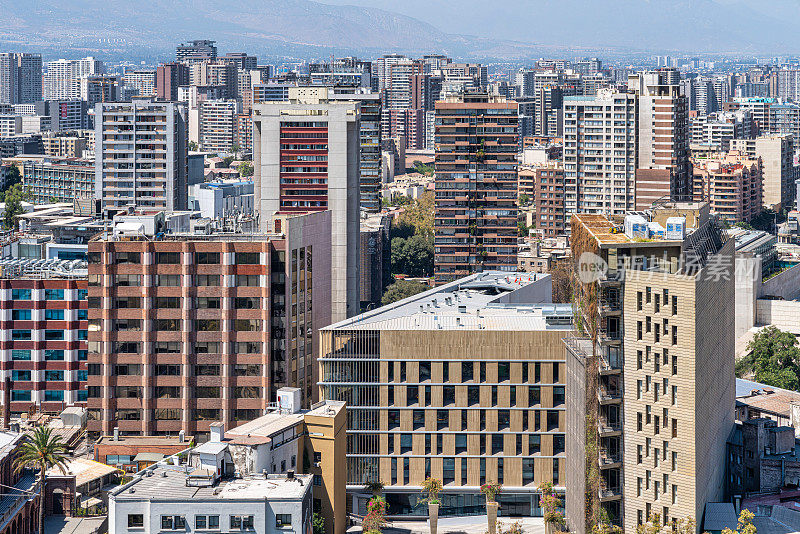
[458,305,467,313]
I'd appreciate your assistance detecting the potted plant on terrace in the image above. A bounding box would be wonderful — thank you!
[362,495,387,534]
[420,477,443,534]
[481,481,502,534]
[539,482,566,534]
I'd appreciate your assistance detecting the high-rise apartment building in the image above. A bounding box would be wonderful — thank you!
[94,100,188,214]
[319,272,572,518]
[563,90,638,217]
[44,57,104,100]
[220,52,258,71]
[532,163,566,237]
[329,91,382,212]
[0,262,88,416]
[86,211,333,439]
[198,99,240,152]
[731,134,796,211]
[0,53,42,104]
[768,102,800,150]
[156,63,190,102]
[777,68,800,102]
[629,69,691,208]
[433,93,519,285]
[176,40,217,64]
[78,74,120,107]
[689,110,754,151]
[189,61,238,100]
[122,70,156,98]
[565,204,734,532]
[252,87,360,321]
[692,151,762,223]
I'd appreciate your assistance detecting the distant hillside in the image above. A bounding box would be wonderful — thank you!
[0,0,576,61]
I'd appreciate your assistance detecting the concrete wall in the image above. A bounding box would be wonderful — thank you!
[760,262,800,300]
[756,299,800,333]
[735,255,761,339]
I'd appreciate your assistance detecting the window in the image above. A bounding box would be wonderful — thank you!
[195,387,221,398]
[155,319,180,331]
[44,289,64,300]
[274,514,292,528]
[11,370,30,381]
[156,252,180,264]
[437,410,448,430]
[236,252,260,265]
[12,310,31,320]
[234,342,261,354]
[155,342,181,354]
[44,391,64,401]
[161,515,186,531]
[235,297,260,309]
[234,319,261,332]
[671,325,677,345]
[443,386,455,405]
[463,361,473,381]
[45,349,65,361]
[195,252,220,264]
[77,309,88,320]
[672,296,677,315]
[128,515,144,529]
[498,410,510,429]
[45,370,64,381]
[498,362,510,381]
[468,386,480,406]
[11,289,31,300]
[419,362,431,382]
[553,386,565,405]
[115,274,142,286]
[637,321,642,340]
[115,252,140,264]
[235,275,260,286]
[195,515,220,531]
[529,386,540,406]
[492,434,504,454]
[156,297,180,309]
[195,365,220,376]
[11,330,31,340]
[196,319,220,331]
[155,274,181,286]
[637,291,642,311]
[455,434,467,454]
[11,390,31,401]
[197,275,220,286]
[11,350,30,361]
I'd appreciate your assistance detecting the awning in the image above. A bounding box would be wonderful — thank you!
[80,496,102,508]
[133,452,165,463]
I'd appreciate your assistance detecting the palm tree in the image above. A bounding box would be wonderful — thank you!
[14,427,70,534]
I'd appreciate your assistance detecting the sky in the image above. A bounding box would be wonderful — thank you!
[317,0,800,54]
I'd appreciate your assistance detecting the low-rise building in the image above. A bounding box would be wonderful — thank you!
[0,431,39,534]
[15,155,94,204]
[94,433,194,473]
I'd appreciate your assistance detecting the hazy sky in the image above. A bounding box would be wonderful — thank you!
[317,0,800,54]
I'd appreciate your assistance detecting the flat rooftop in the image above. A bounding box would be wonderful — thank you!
[111,465,312,502]
[95,435,193,447]
[323,271,572,332]
[571,214,633,245]
[225,400,345,445]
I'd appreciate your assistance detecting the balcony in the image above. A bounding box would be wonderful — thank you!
[599,450,621,468]
[598,385,622,404]
[598,418,621,436]
[599,484,622,501]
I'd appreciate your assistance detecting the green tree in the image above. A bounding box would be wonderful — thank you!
[738,326,800,390]
[188,140,198,151]
[517,220,529,237]
[382,279,429,305]
[518,194,530,206]
[412,161,434,176]
[222,155,235,168]
[394,190,433,236]
[14,427,70,534]
[3,183,32,230]
[390,234,433,277]
[237,161,254,177]
[312,512,325,534]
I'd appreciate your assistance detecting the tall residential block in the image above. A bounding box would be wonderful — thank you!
[433,93,518,285]
[44,57,104,101]
[198,99,240,152]
[94,100,188,215]
[730,134,796,211]
[629,69,691,208]
[563,90,638,217]
[86,212,333,439]
[565,204,734,532]
[156,63,190,102]
[252,86,361,321]
[0,53,42,104]
[692,152,762,223]
[176,40,217,64]
[319,272,572,518]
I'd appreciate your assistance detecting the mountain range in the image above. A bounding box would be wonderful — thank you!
[0,0,799,61]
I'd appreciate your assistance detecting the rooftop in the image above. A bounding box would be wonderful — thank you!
[95,435,194,447]
[48,458,118,487]
[571,213,633,245]
[736,378,800,418]
[323,271,572,332]
[111,465,312,502]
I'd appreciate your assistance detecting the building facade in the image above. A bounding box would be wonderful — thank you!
[21,156,94,204]
[434,93,518,284]
[87,213,333,438]
[320,272,571,518]
[0,269,88,416]
[252,86,361,322]
[94,100,188,214]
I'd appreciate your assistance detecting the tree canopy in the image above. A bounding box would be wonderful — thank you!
[738,325,800,390]
[237,161,254,177]
[391,234,433,278]
[382,279,429,305]
[394,190,433,237]
[2,183,32,230]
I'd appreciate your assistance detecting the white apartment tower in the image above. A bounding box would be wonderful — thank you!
[94,100,188,215]
[563,89,638,217]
